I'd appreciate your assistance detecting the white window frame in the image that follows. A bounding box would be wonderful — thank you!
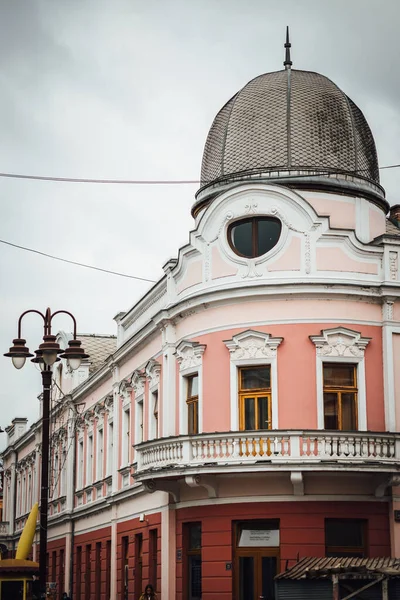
[224,330,283,431]
[145,359,162,440]
[382,321,400,431]
[106,419,114,477]
[132,370,146,448]
[86,433,94,486]
[175,340,206,435]
[77,438,84,490]
[96,427,104,481]
[121,407,130,466]
[310,327,371,431]
[60,449,67,497]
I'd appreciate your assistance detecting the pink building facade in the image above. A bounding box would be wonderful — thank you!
[2,47,400,600]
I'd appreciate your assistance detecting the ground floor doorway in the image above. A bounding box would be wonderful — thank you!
[234,521,279,600]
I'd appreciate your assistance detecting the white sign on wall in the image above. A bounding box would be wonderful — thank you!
[238,529,280,547]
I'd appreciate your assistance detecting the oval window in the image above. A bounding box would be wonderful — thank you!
[228,217,282,258]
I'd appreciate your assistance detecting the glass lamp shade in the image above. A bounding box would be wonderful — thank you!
[4,338,33,367]
[67,357,82,371]
[42,350,58,366]
[12,356,26,369]
[59,338,89,370]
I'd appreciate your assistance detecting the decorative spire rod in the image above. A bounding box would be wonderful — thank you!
[284,26,292,69]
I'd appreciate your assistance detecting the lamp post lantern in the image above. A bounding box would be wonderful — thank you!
[4,307,88,599]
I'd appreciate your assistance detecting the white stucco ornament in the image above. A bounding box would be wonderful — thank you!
[131,370,146,397]
[310,327,371,357]
[174,340,207,371]
[224,330,283,360]
[145,359,162,389]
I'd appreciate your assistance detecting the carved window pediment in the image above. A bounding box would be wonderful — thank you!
[224,330,283,360]
[130,370,146,398]
[310,327,371,358]
[118,379,132,408]
[145,359,162,389]
[174,340,206,372]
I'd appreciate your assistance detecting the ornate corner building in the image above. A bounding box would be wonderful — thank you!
[2,38,400,600]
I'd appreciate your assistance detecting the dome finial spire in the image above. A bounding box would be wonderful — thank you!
[284,26,292,69]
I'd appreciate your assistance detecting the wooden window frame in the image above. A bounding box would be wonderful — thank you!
[239,366,272,431]
[153,390,159,439]
[323,363,358,431]
[134,533,143,600]
[85,544,91,600]
[76,546,82,600]
[186,375,199,435]
[325,519,367,557]
[228,217,281,259]
[183,522,202,600]
[105,539,111,600]
[149,528,158,591]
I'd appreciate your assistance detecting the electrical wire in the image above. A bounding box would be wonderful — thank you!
[0,238,157,283]
[0,163,398,185]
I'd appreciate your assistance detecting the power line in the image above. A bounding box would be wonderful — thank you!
[0,239,157,283]
[0,164,398,185]
[0,172,199,184]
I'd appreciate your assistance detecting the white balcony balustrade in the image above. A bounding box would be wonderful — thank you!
[135,431,399,477]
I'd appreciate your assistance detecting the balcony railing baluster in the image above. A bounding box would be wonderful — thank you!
[135,430,399,474]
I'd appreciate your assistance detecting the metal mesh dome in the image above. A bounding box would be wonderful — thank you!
[196,69,384,212]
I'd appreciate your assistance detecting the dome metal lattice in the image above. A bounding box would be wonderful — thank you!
[196,69,384,212]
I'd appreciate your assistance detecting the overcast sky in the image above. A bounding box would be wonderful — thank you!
[1,0,399,440]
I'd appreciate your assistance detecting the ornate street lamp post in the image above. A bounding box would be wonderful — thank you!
[4,307,88,599]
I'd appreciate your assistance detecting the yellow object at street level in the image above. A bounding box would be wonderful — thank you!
[0,503,40,599]
[16,503,39,560]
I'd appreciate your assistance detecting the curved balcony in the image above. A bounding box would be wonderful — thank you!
[135,430,400,481]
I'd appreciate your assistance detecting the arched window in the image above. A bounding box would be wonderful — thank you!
[228,217,281,258]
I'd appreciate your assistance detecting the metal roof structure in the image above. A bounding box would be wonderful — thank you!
[195,66,386,214]
[78,334,117,374]
[276,556,400,580]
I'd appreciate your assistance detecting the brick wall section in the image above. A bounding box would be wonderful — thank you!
[116,513,161,599]
[176,501,390,600]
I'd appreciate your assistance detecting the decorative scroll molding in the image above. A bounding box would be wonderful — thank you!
[224,329,283,360]
[389,251,398,281]
[290,471,304,496]
[145,359,162,389]
[143,479,179,503]
[310,327,371,358]
[204,243,211,282]
[119,379,132,408]
[376,475,400,498]
[131,370,146,398]
[185,475,218,498]
[94,401,106,421]
[382,298,395,321]
[84,409,95,427]
[174,340,207,372]
[104,394,114,414]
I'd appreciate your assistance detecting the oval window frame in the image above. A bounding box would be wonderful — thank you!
[227,216,282,259]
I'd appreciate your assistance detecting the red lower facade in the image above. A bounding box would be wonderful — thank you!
[45,500,390,600]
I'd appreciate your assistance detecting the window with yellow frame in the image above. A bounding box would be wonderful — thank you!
[186,374,199,435]
[323,363,358,430]
[239,366,271,431]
